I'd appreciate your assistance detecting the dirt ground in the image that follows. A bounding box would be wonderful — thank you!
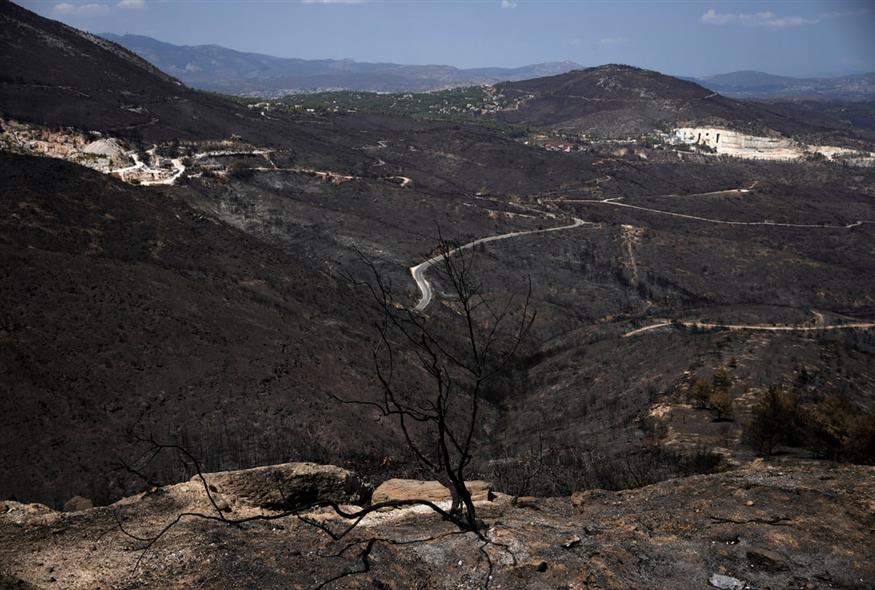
[1,460,873,589]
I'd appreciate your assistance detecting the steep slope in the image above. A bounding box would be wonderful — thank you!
[0,0,305,144]
[489,64,828,138]
[101,33,580,95]
[0,152,415,508]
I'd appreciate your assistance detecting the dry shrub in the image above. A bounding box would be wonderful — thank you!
[744,387,806,456]
[489,445,723,497]
[689,379,714,409]
[744,388,875,464]
[707,389,733,421]
[689,377,733,421]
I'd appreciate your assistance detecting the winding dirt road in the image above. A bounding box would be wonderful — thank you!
[418,180,873,332]
[410,217,592,312]
[553,191,873,230]
[117,150,185,185]
[624,319,875,338]
[138,157,185,186]
[591,184,875,336]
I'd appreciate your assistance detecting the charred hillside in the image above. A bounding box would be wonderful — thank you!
[0,0,314,145]
[0,153,422,507]
[2,0,875,538]
[490,64,843,140]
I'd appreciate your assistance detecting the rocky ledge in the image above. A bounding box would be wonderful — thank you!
[1,461,873,589]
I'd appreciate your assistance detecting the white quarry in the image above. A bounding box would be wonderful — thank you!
[1,119,187,184]
[671,126,875,165]
[82,138,128,164]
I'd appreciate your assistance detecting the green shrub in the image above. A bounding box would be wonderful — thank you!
[712,368,731,388]
[805,395,855,460]
[805,396,875,464]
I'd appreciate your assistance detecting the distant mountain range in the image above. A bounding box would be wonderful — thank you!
[99,35,875,100]
[691,70,875,101]
[101,34,582,96]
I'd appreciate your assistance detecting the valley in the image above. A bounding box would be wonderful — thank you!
[1,1,874,588]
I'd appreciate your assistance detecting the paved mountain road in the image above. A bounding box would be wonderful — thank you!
[410,181,874,336]
[410,217,592,312]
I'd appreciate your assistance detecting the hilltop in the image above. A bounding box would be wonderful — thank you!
[489,64,846,139]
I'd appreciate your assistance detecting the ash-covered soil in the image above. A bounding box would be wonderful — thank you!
[1,461,873,589]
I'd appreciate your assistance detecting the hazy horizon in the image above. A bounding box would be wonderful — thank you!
[16,0,875,78]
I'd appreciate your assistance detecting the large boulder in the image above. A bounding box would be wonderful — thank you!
[194,462,370,510]
[372,479,493,504]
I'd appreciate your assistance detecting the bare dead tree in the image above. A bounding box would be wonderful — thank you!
[114,435,465,567]
[116,431,517,588]
[339,234,536,534]
[114,233,531,586]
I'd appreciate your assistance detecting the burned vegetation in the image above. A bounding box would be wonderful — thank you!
[1,1,875,588]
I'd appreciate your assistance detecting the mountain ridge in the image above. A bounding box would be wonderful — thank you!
[694,69,875,100]
[101,33,582,96]
[0,0,275,142]
[100,33,875,100]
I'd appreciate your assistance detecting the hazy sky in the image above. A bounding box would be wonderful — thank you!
[17,0,875,77]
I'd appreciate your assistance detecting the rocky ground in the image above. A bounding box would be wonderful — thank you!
[1,460,873,589]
